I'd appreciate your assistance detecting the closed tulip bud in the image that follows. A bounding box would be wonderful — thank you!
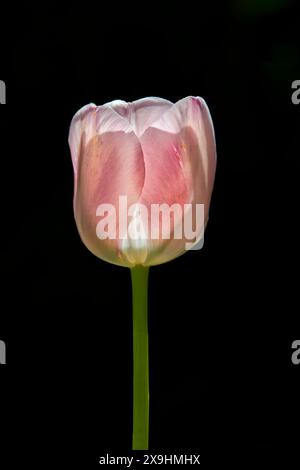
[68,96,216,267]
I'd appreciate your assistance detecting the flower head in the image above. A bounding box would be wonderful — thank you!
[68,97,216,267]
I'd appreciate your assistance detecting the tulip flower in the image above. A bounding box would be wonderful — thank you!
[68,96,217,449]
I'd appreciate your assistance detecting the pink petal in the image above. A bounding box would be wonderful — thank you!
[136,128,189,265]
[169,96,216,193]
[68,103,97,174]
[150,96,216,210]
[74,129,145,267]
[130,97,173,137]
[96,103,133,134]
[139,96,217,266]
[103,97,173,137]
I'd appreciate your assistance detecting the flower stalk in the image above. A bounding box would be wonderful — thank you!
[131,265,149,450]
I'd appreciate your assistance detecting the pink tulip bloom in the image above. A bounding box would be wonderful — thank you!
[68,97,216,267]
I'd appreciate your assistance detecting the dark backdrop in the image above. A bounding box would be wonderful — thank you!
[0,1,299,468]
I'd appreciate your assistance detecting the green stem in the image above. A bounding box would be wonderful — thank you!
[131,265,149,450]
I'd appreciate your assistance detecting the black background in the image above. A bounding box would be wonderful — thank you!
[0,1,299,467]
